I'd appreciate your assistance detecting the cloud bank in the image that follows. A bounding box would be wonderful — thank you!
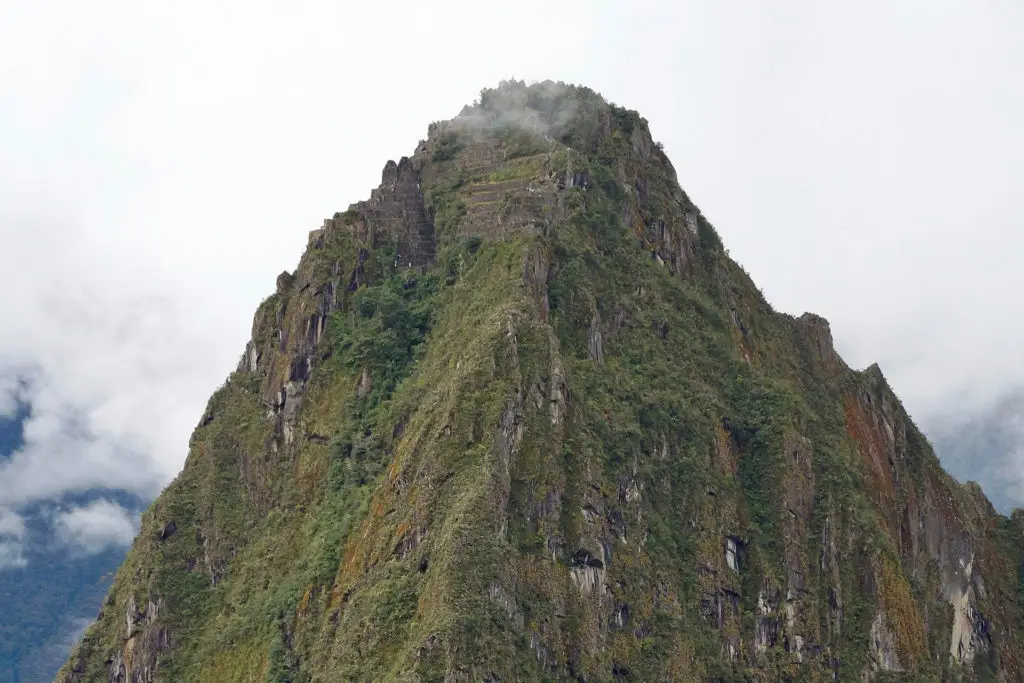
[53,499,140,557]
[928,392,1024,514]
[0,508,26,569]
[0,374,26,420]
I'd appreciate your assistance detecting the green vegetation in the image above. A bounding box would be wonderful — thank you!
[431,131,464,163]
[423,172,468,240]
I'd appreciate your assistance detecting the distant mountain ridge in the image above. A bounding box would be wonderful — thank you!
[930,392,1024,515]
[0,409,141,683]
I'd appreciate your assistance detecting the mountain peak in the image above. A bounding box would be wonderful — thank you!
[60,82,1024,682]
[318,80,698,289]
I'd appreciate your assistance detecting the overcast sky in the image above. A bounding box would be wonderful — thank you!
[1,0,1022,535]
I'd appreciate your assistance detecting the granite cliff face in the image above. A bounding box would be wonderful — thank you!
[59,81,1024,682]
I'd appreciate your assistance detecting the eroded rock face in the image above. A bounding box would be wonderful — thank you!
[869,611,903,673]
[569,558,606,596]
[78,596,169,683]
[946,554,993,665]
[796,312,846,376]
[838,364,1012,677]
[351,156,435,267]
[725,537,739,572]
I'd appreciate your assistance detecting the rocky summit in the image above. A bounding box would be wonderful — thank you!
[58,81,1024,682]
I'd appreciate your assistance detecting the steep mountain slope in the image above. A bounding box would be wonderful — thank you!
[59,81,1024,682]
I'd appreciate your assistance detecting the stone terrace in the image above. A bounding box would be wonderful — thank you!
[432,137,564,239]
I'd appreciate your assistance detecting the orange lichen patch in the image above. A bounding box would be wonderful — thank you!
[842,394,897,526]
[189,443,209,464]
[298,585,312,614]
[123,637,136,675]
[340,539,362,577]
[663,637,702,682]
[608,633,636,667]
[328,581,345,608]
[393,521,411,541]
[726,312,756,365]
[515,553,563,599]
[876,557,928,668]
[337,489,398,580]
[713,422,739,476]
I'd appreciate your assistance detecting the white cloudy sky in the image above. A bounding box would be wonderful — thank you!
[1,0,1022,533]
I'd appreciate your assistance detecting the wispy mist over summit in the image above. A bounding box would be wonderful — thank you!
[450,80,586,139]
